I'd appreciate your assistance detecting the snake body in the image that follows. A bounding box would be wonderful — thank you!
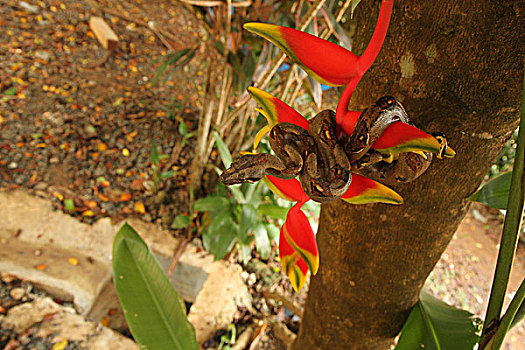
[221,96,444,202]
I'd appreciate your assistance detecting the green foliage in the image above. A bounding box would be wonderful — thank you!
[150,140,176,192]
[195,133,288,262]
[112,223,198,350]
[468,172,512,210]
[218,324,236,350]
[488,128,518,178]
[152,48,197,85]
[396,290,481,350]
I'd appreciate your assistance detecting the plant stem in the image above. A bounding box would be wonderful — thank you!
[480,71,525,342]
[488,278,525,349]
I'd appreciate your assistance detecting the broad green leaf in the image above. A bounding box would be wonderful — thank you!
[264,223,280,242]
[112,223,198,350]
[171,215,192,229]
[194,196,231,212]
[239,243,253,264]
[203,210,239,259]
[239,204,259,243]
[253,224,271,260]
[214,131,232,168]
[396,290,481,350]
[468,172,511,210]
[258,203,288,220]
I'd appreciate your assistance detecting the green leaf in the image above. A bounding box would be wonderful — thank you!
[64,198,75,212]
[3,87,17,96]
[468,172,512,210]
[253,224,271,260]
[194,196,231,212]
[151,140,159,166]
[202,211,238,259]
[396,290,481,350]
[171,215,192,229]
[112,223,198,350]
[239,243,253,264]
[178,120,188,136]
[152,49,191,85]
[258,203,288,220]
[264,223,280,242]
[239,205,259,243]
[214,131,232,168]
[160,170,177,179]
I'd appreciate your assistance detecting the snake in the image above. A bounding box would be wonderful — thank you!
[220,96,449,202]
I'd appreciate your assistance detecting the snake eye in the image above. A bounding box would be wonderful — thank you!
[357,133,370,145]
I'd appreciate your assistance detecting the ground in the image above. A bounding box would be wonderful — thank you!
[0,0,523,349]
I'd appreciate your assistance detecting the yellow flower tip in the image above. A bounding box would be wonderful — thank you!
[243,22,281,38]
[389,193,404,205]
[247,86,273,102]
[239,150,258,156]
[445,145,456,158]
[311,257,319,276]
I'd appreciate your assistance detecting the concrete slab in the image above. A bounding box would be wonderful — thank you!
[0,190,252,344]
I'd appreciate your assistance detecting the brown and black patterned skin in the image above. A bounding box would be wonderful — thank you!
[220,96,445,202]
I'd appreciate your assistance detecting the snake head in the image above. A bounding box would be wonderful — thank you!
[220,154,268,185]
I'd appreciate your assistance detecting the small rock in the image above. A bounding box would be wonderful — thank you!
[49,156,59,164]
[34,182,48,191]
[35,50,51,61]
[8,162,18,169]
[15,175,25,185]
[10,288,25,300]
[18,1,39,13]
[1,273,18,283]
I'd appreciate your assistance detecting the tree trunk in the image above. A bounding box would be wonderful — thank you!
[293,1,523,349]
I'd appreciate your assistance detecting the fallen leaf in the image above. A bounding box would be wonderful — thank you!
[120,193,132,202]
[53,191,64,201]
[35,264,47,270]
[83,210,95,217]
[52,340,68,350]
[134,202,146,214]
[68,257,79,266]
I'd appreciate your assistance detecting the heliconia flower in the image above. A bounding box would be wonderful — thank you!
[280,202,319,292]
[248,86,308,150]
[337,110,362,136]
[370,121,456,158]
[337,111,456,159]
[244,1,393,87]
[279,227,309,293]
[263,175,310,203]
[341,174,403,204]
[248,87,308,128]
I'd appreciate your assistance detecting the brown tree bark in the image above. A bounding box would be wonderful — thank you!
[293,1,524,349]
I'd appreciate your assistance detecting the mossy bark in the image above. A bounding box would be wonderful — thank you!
[293,1,523,349]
